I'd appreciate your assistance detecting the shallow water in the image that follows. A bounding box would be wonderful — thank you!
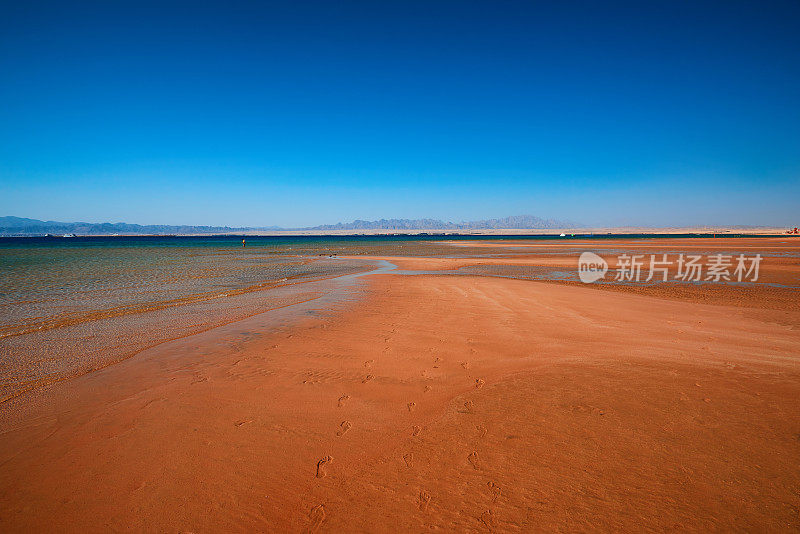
[0,237,386,401]
[1,234,795,402]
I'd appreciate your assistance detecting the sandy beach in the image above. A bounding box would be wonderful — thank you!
[4,0,799,529]
[1,238,799,531]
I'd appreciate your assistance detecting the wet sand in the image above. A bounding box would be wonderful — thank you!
[1,239,799,531]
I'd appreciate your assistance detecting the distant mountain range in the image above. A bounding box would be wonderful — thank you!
[0,215,575,236]
[310,215,573,231]
[0,216,271,236]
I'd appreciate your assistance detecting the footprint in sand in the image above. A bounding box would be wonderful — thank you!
[407,402,416,412]
[418,490,431,512]
[461,361,471,371]
[337,395,350,407]
[362,374,375,383]
[475,378,485,389]
[191,373,208,384]
[424,385,432,393]
[412,425,421,436]
[403,452,414,467]
[476,425,487,438]
[480,509,497,530]
[308,504,326,532]
[462,400,475,414]
[336,421,352,436]
[316,456,333,478]
[468,451,481,470]
[364,359,374,368]
[487,481,501,501]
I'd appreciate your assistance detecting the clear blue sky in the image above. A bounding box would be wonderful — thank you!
[1,1,798,227]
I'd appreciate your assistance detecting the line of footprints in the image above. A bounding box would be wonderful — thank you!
[310,354,500,531]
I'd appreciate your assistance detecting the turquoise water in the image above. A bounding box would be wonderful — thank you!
[0,237,382,401]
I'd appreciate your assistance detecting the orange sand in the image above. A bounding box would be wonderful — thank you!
[1,241,800,531]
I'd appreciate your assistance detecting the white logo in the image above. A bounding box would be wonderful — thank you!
[578,252,608,283]
[576,252,761,284]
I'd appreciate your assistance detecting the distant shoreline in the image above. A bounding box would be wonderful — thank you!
[1,227,796,238]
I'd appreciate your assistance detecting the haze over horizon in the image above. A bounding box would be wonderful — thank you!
[2,1,799,228]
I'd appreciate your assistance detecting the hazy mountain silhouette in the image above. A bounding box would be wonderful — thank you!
[310,215,574,230]
[0,215,574,235]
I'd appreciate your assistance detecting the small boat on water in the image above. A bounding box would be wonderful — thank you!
[62,233,75,238]
[559,232,566,237]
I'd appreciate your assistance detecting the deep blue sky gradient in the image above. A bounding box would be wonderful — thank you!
[1,1,798,227]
